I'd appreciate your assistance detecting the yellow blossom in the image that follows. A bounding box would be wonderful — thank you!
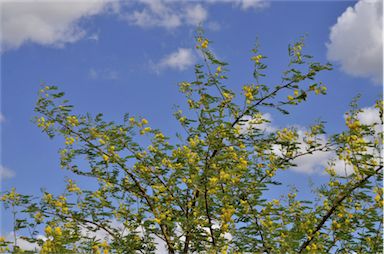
[45,226,52,235]
[201,39,209,48]
[34,212,43,223]
[54,227,62,236]
[65,136,75,145]
[251,54,263,63]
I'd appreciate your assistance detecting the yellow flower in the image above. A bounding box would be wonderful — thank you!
[100,241,109,248]
[102,154,109,162]
[141,118,148,125]
[34,212,43,223]
[251,54,263,63]
[201,39,209,49]
[45,226,52,235]
[216,65,222,73]
[209,177,219,185]
[66,115,79,126]
[65,136,75,145]
[54,227,62,236]
[140,127,152,135]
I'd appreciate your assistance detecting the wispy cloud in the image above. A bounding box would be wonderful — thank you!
[88,68,119,80]
[0,113,5,123]
[122,0,208,29]
[0,165,15,180]
[207,0,269,11]
[234,0,270,10]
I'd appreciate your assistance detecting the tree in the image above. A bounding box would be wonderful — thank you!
[1,31,383,254]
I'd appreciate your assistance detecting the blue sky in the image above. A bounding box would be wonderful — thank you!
[1,0,382,235]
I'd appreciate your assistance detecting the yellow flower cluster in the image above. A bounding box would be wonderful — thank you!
[276,128,297,142]
[345,117,361,130]
[155,132,165,140]
[305,243,320,253]
[103,154,109,162]
[37,117,53,129]
[34,212,43,223]
[179,81,191,90]
[243,85,254,103]
[65,136,76,145]
[238,157,248,170]
[44,225,62,237]
[54,196,69,213]
[188,135,204,148]
[140,127,152,135]
[201,39,209,49]
[66,115,79,126]
[251,54,263,63]
[1,188,19,202]
[221,205,235,232]
[67,179,81,193]
[89,128,99,138]
[141,118,149,125]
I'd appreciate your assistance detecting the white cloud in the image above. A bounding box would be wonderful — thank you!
[290,129,332,174]
[327,0,383,84]
[238,113,276,134]
[185,4,208,26]
[241,107,381,176]
[0,0,112,51]
[206,0,269,10]
[87,33,100,42]
[291,104,382,175]
[0,113,5,123]
[123,0,207,29]
[235,0,269,10]
[88,68,119,80]
[344,105,382,135]
[356,105,381,126]
[207,21,221,31]
[155,48,196,72]
[0,165,15,180]
[4,232,45,251]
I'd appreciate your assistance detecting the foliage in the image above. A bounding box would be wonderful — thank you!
[1,31,383,254]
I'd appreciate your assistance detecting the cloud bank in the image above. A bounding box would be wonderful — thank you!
[0,0,113,51]
[327,0,383,84]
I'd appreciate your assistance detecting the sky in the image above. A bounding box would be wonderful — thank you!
[0,0,383,244]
